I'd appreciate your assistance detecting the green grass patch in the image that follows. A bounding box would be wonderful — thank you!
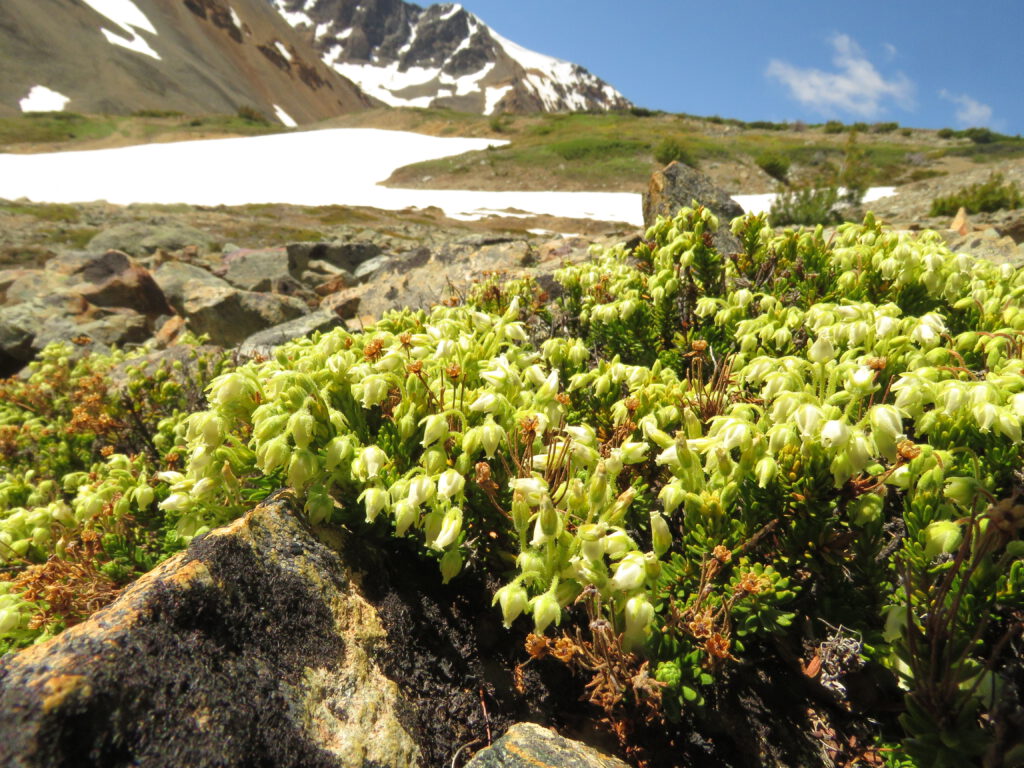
[0,202,81,222]
[0,113,119,146]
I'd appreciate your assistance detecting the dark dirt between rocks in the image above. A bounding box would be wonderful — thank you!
[347,535,907,768]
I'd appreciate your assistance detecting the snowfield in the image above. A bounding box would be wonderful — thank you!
[0,128,894,227]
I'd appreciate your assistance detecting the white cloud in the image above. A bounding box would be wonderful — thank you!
[766,34,913,118]
[939,89,993,127]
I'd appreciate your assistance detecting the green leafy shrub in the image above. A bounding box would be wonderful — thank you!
[755,151,791,182]
[0,340,227,652]
[653,137,693,166]
[236,105,269,124]
[823,120,845,134]
[768,186,840,226]
[872,122,900,134]
[937,128,956,139]
[930,173,1023,216]
[5,210,1024,764]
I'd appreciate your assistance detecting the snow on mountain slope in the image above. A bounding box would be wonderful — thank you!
[271,0,631,114]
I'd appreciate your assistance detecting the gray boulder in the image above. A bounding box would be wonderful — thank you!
[181,284,309,346]
[237,308,345,359]
[219,247,308,293]
[465,723,628,768]
[153,261,233,315]
[288,241,381,273]
[87,222,213,256]
[643,161,745,229]
[0,490,420,768]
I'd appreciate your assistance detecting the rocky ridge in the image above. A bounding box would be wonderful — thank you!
[271,0,631,114]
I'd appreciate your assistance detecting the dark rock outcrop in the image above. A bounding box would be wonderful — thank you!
[0,490,419,768]
[643,161,745,229]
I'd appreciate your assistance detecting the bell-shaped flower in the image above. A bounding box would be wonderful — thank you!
[360,375,389,409]
[357,445,388,480]
[420,413,448,449]
[794,403,825,439]
[509,476,549,507]
[755,456,777,488]
[659,481,685,515]
[493,582,529,628]
[820,419,850,450]
[610,552,647,592]
[650,512,671,556]
[407,475,435,508]
[923,520,963,558]
[619,441,649,464]
[430,507,463,550]
[623,595,655,649]
[469,392,499,413]
[480,419,505,458]
[359,487,388,523]
[808,336,836,363]
[437,469,465,500]
[869,405,904,461]
[530,591,562,633]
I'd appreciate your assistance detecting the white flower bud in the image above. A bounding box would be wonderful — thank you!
[623,595,655,649]
[650,512,671,556]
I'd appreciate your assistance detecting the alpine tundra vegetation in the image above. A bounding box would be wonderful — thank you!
[2,207,1023,766]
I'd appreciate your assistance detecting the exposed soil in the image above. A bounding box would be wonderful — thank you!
[344,534,908,768]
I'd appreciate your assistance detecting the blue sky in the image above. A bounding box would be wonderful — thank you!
[458,0,1022,134]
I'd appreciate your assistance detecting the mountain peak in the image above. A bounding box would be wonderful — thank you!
[271,0,632,114]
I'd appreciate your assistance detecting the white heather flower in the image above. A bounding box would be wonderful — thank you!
[359,446,388,479]
[610,552,647,592]
[820,419,850,449]
[359,488,388,522]
[469,392,499,413]
[808,336,836,363]
[437,469,465,500]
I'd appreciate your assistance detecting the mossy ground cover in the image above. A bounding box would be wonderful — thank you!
[2,207,1022,765]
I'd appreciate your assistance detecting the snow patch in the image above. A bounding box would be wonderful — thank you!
[100,27,161,59]
[0,129,641,225]
[330,62,445,108]
[438,3,462,21]
[272,0,313,29]
[82,0,160,60]
[484,85,512,116]
[273,105,298,128]
[19,86,70,113]
[80,0,156,34]
[314,22,333,40]
[732,187,897,215]
[275,41,293,62]
[229,6,242,30]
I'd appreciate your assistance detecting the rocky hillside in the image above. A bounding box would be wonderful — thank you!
[0,0,373,124]
[271,0,631,114]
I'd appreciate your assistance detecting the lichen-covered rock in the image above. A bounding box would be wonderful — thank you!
[238,308,344,359]
[181,283,308,346]
[87,222,213,256]
[465,723,629,768]
[0,490,420,768]
[643,161,744,230]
